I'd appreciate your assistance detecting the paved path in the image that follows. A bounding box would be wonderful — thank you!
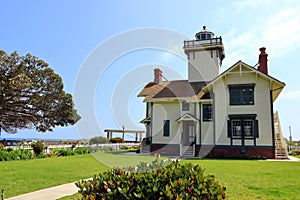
[267,156,300,162]
[6,182,78,200]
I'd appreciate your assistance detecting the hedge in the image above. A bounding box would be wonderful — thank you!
[76,155,226,199]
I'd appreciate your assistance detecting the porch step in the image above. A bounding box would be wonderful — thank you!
[141,145,150,154]
[181,146,194,157]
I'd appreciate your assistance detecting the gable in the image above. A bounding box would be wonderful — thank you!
[202,61,285,102]
[176,113,199,122]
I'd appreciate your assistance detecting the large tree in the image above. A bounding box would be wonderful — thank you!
[0,50,80,134]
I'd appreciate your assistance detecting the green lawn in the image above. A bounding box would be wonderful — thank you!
[0,151,162,198]
[183,159,300,200]
[0,154,108,198]
[1,152,300,199]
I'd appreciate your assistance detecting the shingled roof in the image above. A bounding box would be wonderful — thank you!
[138,80,211,102]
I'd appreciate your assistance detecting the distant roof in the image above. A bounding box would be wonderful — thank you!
[138,80,211,102]
[104,129,144,133]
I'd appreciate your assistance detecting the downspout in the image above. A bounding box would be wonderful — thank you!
[270,90,275,156]
[212,92,216,146]
[150,102,153,145]
[194,103,197,157]
[194,102,197,145]
[199,102,201,146]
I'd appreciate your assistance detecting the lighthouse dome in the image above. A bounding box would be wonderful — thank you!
[195,26,215,40]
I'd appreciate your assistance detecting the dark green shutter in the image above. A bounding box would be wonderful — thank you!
[163,120,170,137]
[254,120,259,138]
[227,120,232,138]
[203,105,208,121]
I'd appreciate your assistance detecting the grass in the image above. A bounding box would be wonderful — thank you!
[1,152,300,199]
[0,153,108,198]
[0,151,162,198]
[294,154,300,159]
[183,159,300,199]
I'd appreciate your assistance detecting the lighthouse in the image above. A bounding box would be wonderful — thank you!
[183,26,225,82]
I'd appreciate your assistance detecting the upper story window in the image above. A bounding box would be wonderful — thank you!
[229,84,255,105]
[182,101,189,111]
[203,104,212,121]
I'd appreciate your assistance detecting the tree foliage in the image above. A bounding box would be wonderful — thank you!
[89,136,110,145]
[31,140,45,156]
[0,50,80,134]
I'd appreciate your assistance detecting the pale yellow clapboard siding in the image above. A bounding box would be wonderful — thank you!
[213,72,273,146]
[188,50,221,82]
[201,121,214,145]
[152,102,182,144]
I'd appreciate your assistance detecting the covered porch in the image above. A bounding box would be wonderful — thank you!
[176,113,200,157]
[104,129,144,143]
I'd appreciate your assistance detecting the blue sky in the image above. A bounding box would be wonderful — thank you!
[1,0,300,141]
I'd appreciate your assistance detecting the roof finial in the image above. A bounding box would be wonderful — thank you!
[203,25,206,30]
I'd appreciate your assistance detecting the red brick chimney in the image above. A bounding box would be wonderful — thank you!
[258,47,268,74]
[154,68,162,83]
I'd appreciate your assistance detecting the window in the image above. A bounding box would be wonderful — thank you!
[232,120,241,137]
[201,33,206,40]
[227,115,258,138]
[182,101,189,111]
[163,120,170,137]
[203,104,212,121]
[229,84,255,105]
[244,120,254,138]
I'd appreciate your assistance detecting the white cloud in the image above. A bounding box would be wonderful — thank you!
[222,1,300,69]
[232,0,274,13]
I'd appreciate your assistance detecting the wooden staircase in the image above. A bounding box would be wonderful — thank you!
[181,145,194,158]
[274,111,288,159]
[140,138,150,154]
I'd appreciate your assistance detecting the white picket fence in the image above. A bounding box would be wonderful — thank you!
[90,143,140,150]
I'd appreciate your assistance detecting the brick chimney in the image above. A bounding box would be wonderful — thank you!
[258,47,268,74]
[154,68,162,83]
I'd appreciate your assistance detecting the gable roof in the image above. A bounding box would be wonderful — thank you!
[138,80,210,102]
[202,60,285,101]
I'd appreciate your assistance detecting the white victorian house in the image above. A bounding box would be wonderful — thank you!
[138,26,285,158]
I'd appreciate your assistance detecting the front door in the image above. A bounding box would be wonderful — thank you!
[182,121,195,146]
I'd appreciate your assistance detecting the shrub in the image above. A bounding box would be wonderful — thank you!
[76,155,226,199]
[36,152,47,159]
[90,136,110,145]
[109,137,124,143]
[0,148,34,161]
[74,147,89,154]
[31,141,45,156]
[56,148,75,156]
[119,146,129,150]
[87,146,102,153]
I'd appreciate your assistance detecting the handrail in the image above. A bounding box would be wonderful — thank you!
[184,37,223,48]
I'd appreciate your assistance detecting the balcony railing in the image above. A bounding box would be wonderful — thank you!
[184,37,223,49]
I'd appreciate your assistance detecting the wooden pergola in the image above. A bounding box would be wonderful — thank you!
[104,129,144,143]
